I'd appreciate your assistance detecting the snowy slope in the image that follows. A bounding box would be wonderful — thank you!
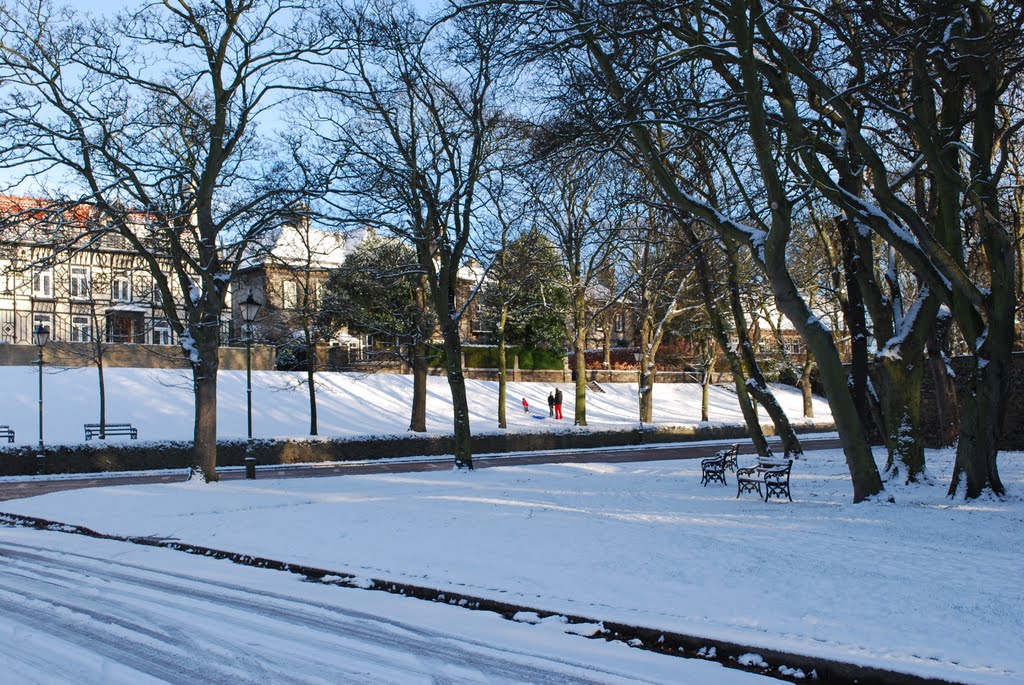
[0,365,832,445]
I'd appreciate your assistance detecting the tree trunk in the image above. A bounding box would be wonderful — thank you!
[602,326,612,369]
[409,339,427,433]
[725,240,802,457]
[642,364,656,423]
[878,355,926,483]
[638,325,653,423]
[97,356,107,439]
[925,314,958,447]
[800,355,814,418]
[839,227,882,445]
[950,352,1008,497]
[701,363,711,422]
[684,232,769,455]
[440,318,473,469]
[409,279,430,433]
[947,30,1012,499]
[191,331,220,482]
[572,329,588,426]
[306,337,318,436]
[497,305,508,429]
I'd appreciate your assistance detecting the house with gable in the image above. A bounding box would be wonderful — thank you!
[231,215,367,355]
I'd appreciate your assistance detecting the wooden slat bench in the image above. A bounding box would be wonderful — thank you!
[0,425,13,443]
[737,458,793,502]
[84,423,138,441]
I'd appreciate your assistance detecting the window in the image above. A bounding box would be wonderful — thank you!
[614,314,624,332]
[33,269,53,298]
[33,313,53,339]
[111,275,131,302]
[70,266,90,299]
[472,314,492,334]
[153,321,172,346]
[105,233,127,250]
[282,280,298,309]
[70,315,92,342]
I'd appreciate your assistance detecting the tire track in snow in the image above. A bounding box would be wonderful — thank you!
[0,537,679,685]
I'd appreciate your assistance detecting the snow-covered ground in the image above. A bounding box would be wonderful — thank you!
[3,447,1021,685]
[0,365,832,445]
[1,526,769,685]
[2,365,1019,684]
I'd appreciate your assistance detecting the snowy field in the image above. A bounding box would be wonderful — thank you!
[3,446,1021,685]
[0,365,833,445]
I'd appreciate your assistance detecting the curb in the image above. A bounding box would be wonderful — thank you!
[1,511,965,685]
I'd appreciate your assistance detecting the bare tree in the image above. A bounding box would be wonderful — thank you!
[526,144,625,427]
[314,0,524,467]
[0,0,342,481]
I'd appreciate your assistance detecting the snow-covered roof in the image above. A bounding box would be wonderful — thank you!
[243,223,368,270]
[757,302,841,334]
[457,258,485,285]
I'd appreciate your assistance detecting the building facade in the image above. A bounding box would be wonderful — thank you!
[0,196,229,353]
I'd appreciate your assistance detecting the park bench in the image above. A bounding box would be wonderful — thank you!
[718,443,739,471]
[84,423,138,441]
[0,425,13,443]
[700,443,741,486]
[736,458,793,502]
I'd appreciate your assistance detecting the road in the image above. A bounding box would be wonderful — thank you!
[0,528,771,685]
[0,436,841,501]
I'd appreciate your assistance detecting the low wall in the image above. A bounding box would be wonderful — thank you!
[919,351,1024,450]
[0,343,276,371]
[0,421,835,477]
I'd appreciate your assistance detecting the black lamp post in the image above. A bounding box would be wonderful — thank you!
[33,324,49,474]
[240,291,262,479]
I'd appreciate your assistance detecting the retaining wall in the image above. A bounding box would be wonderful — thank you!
[0,421,834,477]
[0,343,276,371]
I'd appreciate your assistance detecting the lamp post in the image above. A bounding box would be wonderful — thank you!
[33,324,49,474]
[240,291,262,479]
[633,351,644,433]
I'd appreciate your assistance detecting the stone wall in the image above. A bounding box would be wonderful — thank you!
[919,352,1024,450]
[0,342,276,370]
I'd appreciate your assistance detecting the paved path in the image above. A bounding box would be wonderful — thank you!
[0,435,841,502]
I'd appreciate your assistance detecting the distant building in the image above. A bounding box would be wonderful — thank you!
[0,196,193,349]
[232,216,367,354]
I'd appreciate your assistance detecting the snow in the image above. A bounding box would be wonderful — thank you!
[0,365,833,445]
[0,365,1020,684]
[1,447,1021,684]
[1,526,761,684]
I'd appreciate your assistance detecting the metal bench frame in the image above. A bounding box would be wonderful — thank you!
[84,423,138,440]
[737,458,793,502]
[700,455,727,486]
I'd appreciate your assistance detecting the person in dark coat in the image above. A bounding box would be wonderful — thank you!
[554,388,563,420]
[547,392,555,417]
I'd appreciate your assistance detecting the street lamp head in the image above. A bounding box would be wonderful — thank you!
[633,352,642,362]
[32,324,50,348]
[240,290,262,324]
